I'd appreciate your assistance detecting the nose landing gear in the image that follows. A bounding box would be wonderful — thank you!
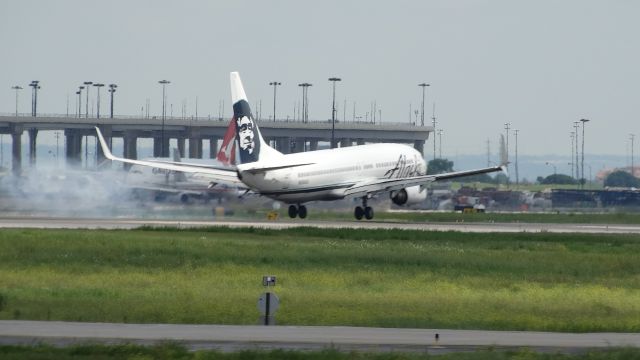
[288,204,307,219]
[354,197,374,220]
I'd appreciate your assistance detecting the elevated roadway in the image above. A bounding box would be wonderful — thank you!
[0,115,431,173]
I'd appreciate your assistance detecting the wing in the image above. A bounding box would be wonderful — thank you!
[344,164,506,199]
[95,127,243,186]
[345,133,509,198]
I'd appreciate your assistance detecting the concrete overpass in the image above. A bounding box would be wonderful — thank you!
[0,115,432,173]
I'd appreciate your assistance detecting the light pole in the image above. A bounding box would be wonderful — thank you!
[545,162,557,175]
[11,86,22,117]
[328,77,341,148]
[418,83,429,127]
[29,81,40,117]
[159,80,171,157]
[108,84,117,118]
[513,129,519,186]
[298,83,312,123]
[93,83,104,118]
[269,81,281,122]
[75,90,81,118]
[580,118,590,188]
[569,131,575,179]
[504,122,511,186]
[83,81,93,118]
[77,86,84,118]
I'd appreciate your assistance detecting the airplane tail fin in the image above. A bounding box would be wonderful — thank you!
[216,119,237,165]
[229,72,282,165]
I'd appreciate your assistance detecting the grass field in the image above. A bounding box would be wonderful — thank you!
[1,227,639,332]
[2,343,640,360]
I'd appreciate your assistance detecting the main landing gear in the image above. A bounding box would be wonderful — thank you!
[288,204,307,219]
[354,197,374,220]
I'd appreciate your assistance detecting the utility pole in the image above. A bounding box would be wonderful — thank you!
[580,118,590,189]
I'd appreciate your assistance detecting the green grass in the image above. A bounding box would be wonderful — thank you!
[1,227,640,331]
[1,344,640,360]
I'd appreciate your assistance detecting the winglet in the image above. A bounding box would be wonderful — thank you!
[95,127,115,161]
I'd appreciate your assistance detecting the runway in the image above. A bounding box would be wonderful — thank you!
[1,216,640,234]
[2,320,639,353]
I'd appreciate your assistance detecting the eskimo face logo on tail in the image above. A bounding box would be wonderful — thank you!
[233,99,260,164]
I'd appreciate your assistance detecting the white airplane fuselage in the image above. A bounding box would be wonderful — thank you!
[237,143,426,203]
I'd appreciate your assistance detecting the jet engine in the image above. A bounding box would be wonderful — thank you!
[390,186,427,206]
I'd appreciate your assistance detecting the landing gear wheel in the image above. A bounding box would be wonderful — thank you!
[298,205,307,219]
[288,205,298,218]
[364,206,374,220]
[354,206,364,220]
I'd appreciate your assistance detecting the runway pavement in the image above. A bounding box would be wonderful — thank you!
[1,216,640,233]
[1,320,639,353]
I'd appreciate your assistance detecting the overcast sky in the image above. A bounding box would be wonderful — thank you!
[1,0,638,157]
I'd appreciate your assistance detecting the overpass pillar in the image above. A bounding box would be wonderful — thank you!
[188,137,203,158]
[65,129,82,167]
[414,140,425,155]
[275,138,289,154]
[292,138,305,153]
[153,135,169,158]
[153,136,161,157]
[96,125,113,166]
[357,139,365,146]
[177,138,185,157]
[123,132,138,171]
[10,124,23,174]
[209,137,219,159]
[340,138,352,147]
[28,128,37,166]
[309,140,318,151]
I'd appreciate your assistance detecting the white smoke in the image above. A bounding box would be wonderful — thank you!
[0,165,134,217]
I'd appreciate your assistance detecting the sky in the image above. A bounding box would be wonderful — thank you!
[1,0,639,157]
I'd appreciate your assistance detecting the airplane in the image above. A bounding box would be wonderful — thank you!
[124,147,247,203]
[96,71,507,220]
